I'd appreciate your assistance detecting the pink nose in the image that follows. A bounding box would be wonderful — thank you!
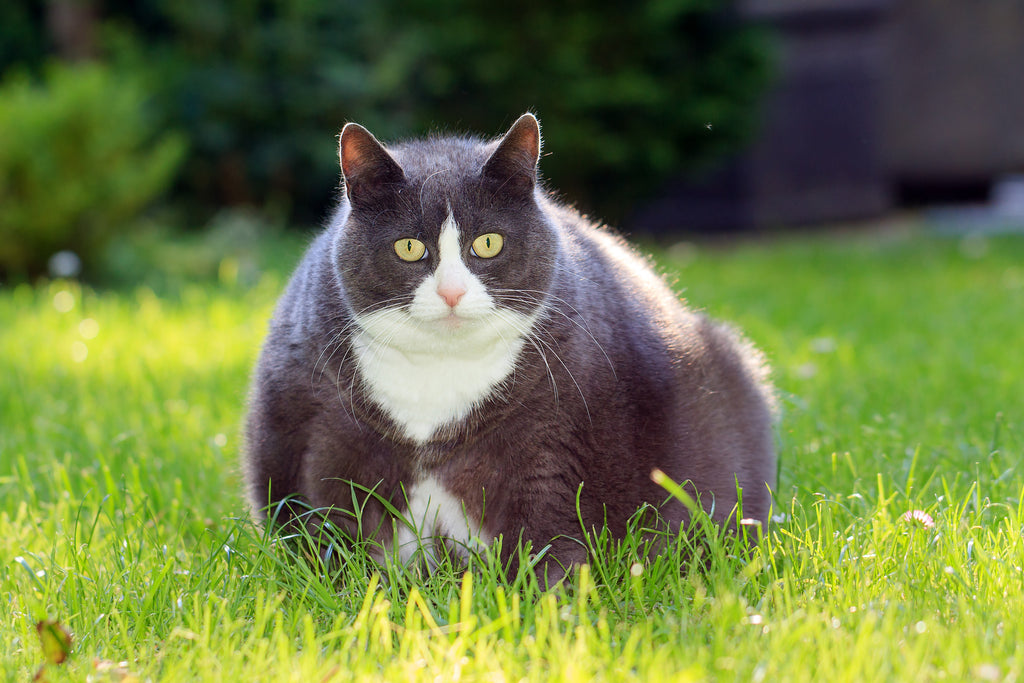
[437,284,466,308]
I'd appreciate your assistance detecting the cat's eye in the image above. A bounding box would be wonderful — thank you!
[394,238,427,262]
[471,233,504,259]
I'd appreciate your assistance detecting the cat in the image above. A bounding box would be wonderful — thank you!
[242,113,776,580]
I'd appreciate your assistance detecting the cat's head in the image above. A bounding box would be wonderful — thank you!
[332,114,558,351]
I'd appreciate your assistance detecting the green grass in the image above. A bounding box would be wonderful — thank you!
[2,226,1023,681]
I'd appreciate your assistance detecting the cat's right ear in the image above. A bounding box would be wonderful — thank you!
[339,123,405,208]
[482,113,541,197]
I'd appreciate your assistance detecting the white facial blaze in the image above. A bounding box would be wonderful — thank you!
[433,213,468,308]
[351,207,539,443]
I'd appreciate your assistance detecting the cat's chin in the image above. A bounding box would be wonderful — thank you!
[438,312,465,330]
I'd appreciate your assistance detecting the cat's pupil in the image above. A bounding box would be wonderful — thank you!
[485,237,491,249]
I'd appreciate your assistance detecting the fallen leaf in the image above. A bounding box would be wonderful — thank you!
[36,620,72,665]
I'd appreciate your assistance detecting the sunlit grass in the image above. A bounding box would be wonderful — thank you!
[2,227,1023,681]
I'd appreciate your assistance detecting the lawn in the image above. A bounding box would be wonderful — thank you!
[2,225,1022,681]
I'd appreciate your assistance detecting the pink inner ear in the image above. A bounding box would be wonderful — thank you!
[340,145,360,178]
[516,124,539,161]
[501,115,540,169]
[340,123,388,179]
[340,130,370,179]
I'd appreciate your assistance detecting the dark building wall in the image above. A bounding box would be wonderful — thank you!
[630,0,1024,234]
[744,0,891,227]
[631,0,894,233]
[885,0,1024,187]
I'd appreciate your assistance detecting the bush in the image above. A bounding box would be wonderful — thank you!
[366,0,773,220]
[0,61,186,280]
[101,0,370,226]
[4,1,770,227]
[98,0,769,224]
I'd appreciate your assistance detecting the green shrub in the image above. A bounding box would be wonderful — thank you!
[0,62,186,280]
[98,0,769,224]
[366,0,773,220]
[101,0,370,226]
[3,1,770,226]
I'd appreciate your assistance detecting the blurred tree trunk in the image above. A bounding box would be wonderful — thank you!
[46,0,97,62]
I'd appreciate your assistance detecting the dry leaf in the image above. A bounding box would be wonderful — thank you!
[36,620,72,665]
[33,619,73,681]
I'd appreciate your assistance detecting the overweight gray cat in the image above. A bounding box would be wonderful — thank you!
[243,113,776,578]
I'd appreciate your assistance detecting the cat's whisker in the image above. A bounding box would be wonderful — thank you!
[480,316,530,397]
[327,305,416,422]
[331,333,366,425]
[550,260,605,289]
[313,324,353,386]
[511,313,593,425]
[493,287,596,335]
[491,292,617,380]
[523,334,559,409]
[356,309,406,368]
[352,295,416,320]
[490,308,565,413]
[313,296,414,389]
[317,335,361,424]
[344,319,403,422]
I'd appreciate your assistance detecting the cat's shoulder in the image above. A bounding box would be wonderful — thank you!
[544,198,681,307]
[265,230,342,340]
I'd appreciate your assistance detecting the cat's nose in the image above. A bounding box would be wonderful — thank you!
[437,283,466,308]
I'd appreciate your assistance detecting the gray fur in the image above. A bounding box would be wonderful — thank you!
[243,114,776,574]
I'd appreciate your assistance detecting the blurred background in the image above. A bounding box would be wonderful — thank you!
[2,0,1023,283]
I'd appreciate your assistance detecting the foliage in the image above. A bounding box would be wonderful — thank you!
[368,0,773,219]
[100,0,369,224]
[0,62,186,279]
[2,229,1023,679]
[0,1,46,72]
[46,0,770,224]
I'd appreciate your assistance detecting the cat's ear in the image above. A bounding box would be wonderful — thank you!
[482,113,541,196]
[339,123,405,208]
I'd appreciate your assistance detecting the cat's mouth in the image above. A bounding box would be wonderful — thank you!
[428,309,496,335]
[440,311,465,329]
[406,307,478,331]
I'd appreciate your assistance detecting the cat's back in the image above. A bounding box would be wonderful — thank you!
[546,198,762,380]
[542,199,776,519]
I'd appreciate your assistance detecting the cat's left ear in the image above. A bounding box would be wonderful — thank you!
[482,113,541,196]
[339,123,406,208]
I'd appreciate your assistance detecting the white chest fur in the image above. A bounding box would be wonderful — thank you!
[351,330,527,442]
[393,475,491,565]
[350,210,536,443]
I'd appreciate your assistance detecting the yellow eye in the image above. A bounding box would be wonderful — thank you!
[471,233,503,258]
[394,238,427,262]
